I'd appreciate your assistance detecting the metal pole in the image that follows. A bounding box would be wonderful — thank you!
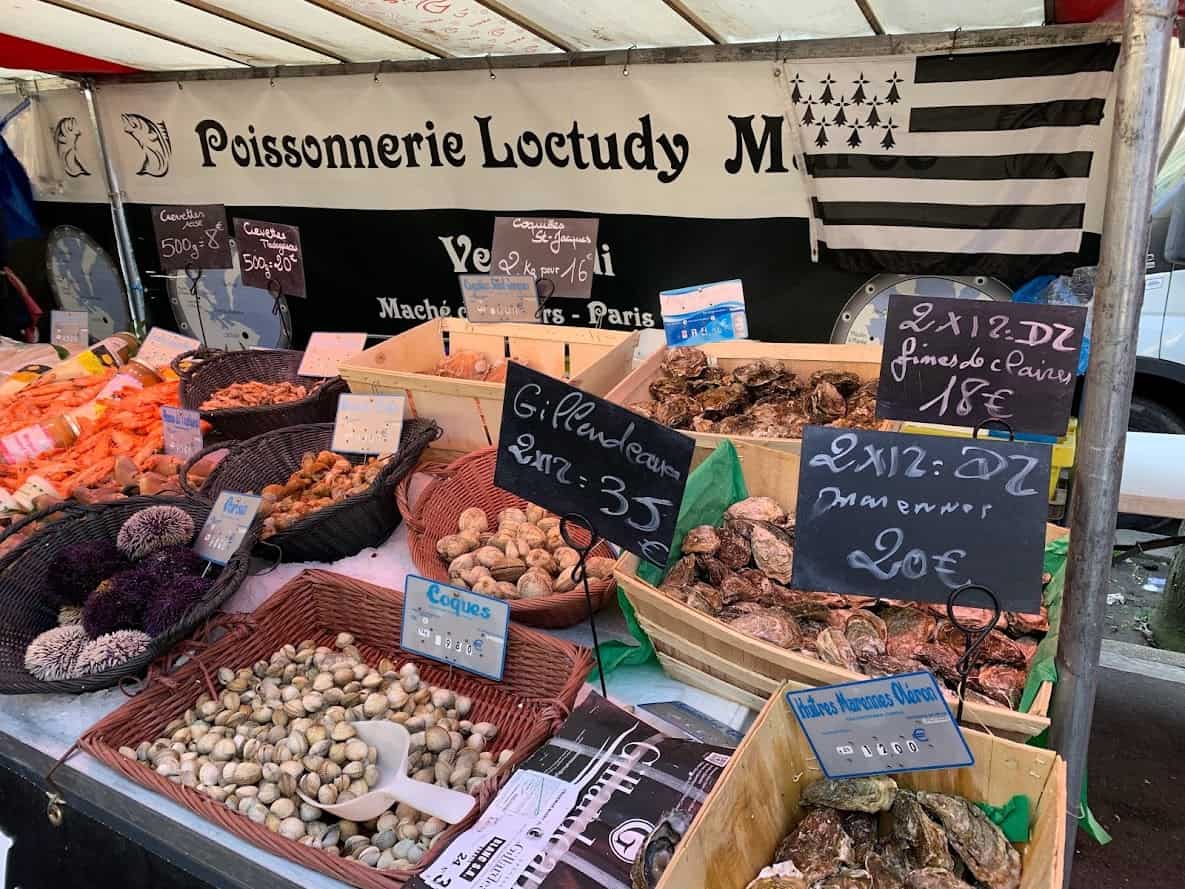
[1050,1,1176,883]
[80,80,148,338]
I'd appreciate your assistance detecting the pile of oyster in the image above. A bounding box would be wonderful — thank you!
[745,776,1021,889]
[121,634,512,871]
[627,347,879,437]
[660,497,1049,710]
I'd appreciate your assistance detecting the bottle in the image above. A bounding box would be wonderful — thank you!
[95,359,164,401]
[0,414,80,465]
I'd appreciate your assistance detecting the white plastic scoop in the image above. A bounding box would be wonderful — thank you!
[299,721,476,823]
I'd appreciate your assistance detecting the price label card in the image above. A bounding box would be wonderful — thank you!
[151,204,233,271]
[331,394,405,454]
[137,328,200,370]
[876,294,1086,437]
[660,279,749,347]
[50,310,89,348]
[494,362,693,566]
[490,217,598,299]
[194,491,261,566]
[791,426,1049,612]
[161,406,203,459]
[233,218,306,297]
[401,575,509,681]
[459,275,540,324]
[786,672,974,779]
[298,332,368,377]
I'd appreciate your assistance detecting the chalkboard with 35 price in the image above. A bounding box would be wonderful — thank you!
[493,362,693,566]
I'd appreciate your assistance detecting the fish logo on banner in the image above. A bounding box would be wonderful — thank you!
[51,117,89,177]
[787,42,1119,279]
[121,113,172,177]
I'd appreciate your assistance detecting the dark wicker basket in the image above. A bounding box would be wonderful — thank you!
[181,420,439,563]
[175,349,348,440]
[0,496,257,695]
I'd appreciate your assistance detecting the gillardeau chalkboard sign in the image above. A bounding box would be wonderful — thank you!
[490,217,599,299]
[876,294,1086,437]
[791,426,1050,613]
[233,218,306,297]
[151,204,233,271]
[494,362,693,566]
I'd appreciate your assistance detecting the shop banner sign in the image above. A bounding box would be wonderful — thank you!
[150,204,232,270]
[876,295,1086,437]
[791,426,1049,613]
[494,362,693,566]
[786,672,974,779]
[400,575,509,682]
[459,275,539,324]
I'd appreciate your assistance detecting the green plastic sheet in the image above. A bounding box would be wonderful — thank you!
[977,794,1031,843]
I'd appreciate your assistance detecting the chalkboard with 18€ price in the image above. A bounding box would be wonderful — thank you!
[494,362,694,567]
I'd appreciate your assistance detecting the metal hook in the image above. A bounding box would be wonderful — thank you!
[558,512,608,699]
[949,26,962,59]
[486,54,496,80]
[533,277,556,321]
[946,583,1002,723]
[623,44,636,77]
[773,34,782,77]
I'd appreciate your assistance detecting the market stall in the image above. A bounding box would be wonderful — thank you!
[0,4,1178,889]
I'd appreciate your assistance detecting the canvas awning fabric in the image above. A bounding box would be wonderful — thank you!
[0,0,1172,78]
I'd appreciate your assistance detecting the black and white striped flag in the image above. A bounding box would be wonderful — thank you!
[786,42,1119,280]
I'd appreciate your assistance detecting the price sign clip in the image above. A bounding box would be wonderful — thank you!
[557,512,609,698]
[945,583,1003,723]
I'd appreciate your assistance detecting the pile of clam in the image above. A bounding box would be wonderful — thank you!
[120,634,512,871]
[437,505,615,600]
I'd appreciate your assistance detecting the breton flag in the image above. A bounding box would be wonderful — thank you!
[786,42,1119,280]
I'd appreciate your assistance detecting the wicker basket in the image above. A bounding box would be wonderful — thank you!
[176,349,348,440]
[0,496,256,695]
[396,447,617,629]
[180,419,440,563]
[79,570,592,889]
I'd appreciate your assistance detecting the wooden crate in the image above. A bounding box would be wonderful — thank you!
[657,681,1066,889]
[338,318,635,457]
[604,341,890,460]
[615,440,1055,741]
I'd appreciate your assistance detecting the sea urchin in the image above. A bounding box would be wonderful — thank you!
[143,574,213,637]
[75,630,152,676]
[45,540,129,607]
[24,625,89,681]
[82,568,157,638]
[116,505,195,560]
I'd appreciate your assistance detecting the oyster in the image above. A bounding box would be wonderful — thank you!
[698,556,731,587]
[809,369,862,398]
[904,869,969,889]
[935,624,1027,669]
[845,610,888,660]
[740,568,775,598]
[859,653,926,678]
[774,808,854,884]
[844,595,880,609]
[683,582,723,616]
[628,401,658,421]
[662,555,698,589]
[717,414,757,434]
[648,376,689,401]
[864,852,906,889]
[690,415,718,432]
[767,371,803,396]
[743,861,809,889]
[629,810,691,889]
[802,776,896,813]
[751,523,793,583]
[726,496,788,525]
[655,395,701,429]
[732,359,784,388]
[971,665,1027,709]
[720,573,764,605]
[873,838,912,882]
[814,871,873,889]
[698,384,749,419]
[816,627,860,672]
[717,527,753,570]
[682,525,721,555]
[806,382,848,424]
[916,791,1021,889]
[914,644,964,686]
[842,812,878,862]
[1005,607,1049,637]
[660,347,709,379]
[825,608,854,629]
[891,791,954,871]
[728,610,802,649]
[881,607,937,658]
[925,604,1002,632]
[687,365,727,393]
[1013,636,1039,664]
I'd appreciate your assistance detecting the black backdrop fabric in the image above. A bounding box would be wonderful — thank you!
[31,201,875,346]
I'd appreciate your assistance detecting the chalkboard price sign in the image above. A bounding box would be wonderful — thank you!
[233,218,306,298]
[151,205,233,271]
[876,294,1086,437]
[494,362,693,566]
[791,426,1050,613]
[490,217,598,299]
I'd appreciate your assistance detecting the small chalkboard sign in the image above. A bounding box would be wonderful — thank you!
[876,294,1086,437]
[151,205,233,271]
[233,218,306,297]
[494,362,693,566]
[490,217,598,299]
[791,426,1050,613]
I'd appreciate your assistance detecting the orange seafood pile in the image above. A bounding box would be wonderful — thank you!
[200,379,308,410]
[0,370,116,438]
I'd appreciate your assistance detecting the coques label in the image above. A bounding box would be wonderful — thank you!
[494,362,693,566]
[791,426,1050,613]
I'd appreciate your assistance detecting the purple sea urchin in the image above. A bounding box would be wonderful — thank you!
[143,575,213,637]
[116,505,195,560]
[45,540,129,606]
[140,544,205,579]
[82,568,158,637]
[75,630,152,676]
[24,625,89,681]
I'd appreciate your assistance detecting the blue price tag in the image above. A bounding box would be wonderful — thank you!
[785,671,974,779]
[194,491,261,566]
[400,575,510,682]
[161,406,203,459]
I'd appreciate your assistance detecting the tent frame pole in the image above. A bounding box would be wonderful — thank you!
[1050,0,1176,883]
[80,80,147,338]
